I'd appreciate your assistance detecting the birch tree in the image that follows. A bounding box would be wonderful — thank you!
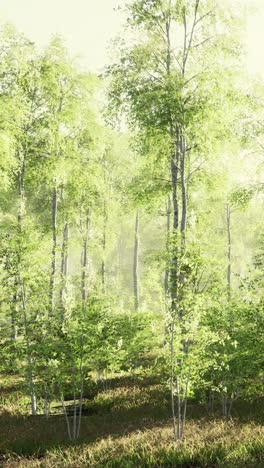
[107,0,247,439]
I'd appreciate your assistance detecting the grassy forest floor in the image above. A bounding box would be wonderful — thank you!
[0,373,263,467]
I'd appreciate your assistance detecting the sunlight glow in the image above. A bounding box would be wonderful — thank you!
[0,0,263,76]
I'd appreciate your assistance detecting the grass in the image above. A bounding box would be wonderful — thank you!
[0,373,263,467]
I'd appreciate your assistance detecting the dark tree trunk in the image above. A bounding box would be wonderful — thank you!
[170,134,180,313]
[166,15,179,310]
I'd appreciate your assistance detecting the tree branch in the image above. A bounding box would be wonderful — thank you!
[194,9,215,28]
[186,160,205,182]
[191,36,215,49]
[182,1,200,75]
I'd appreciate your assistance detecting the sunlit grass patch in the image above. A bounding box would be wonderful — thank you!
[2,420,263,467]
[1,373,264,467]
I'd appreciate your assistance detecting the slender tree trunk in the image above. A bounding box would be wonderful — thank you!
[176,376,181,439]
[181,371,190,439]
[165,0,198,439]
[165,196,171,297]
[180,133,187,248]
[227,395,234,421]
[163,0,200,440]
[170,133,180,313]
[21,280,37,415]
[166,14,181,442]
[17,147,37,415]
[12,147,26,340]
[102,201,107,289]
[133,211,140,311]
[18,149,26,230]
[11,289,18,340]
[226,203,231,301]
[118,235,123,284]
[222,392,227,420]
[181,396,188,439]
[77,375,84,438]
[73,388,77,440]
[61,394,72,440]
[44,383,50,419]
[170,320,177,439]
[29,368,37,416]
[178,131,187,322]
[81,209,90,305]
[60,221,69,318]
[207,389,215,413]
[166,14,180,310]
[49,187,58,314]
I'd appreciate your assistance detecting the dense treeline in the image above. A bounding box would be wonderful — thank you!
[0,0,264,447]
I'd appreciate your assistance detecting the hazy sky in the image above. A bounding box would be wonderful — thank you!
[0,0,263,76]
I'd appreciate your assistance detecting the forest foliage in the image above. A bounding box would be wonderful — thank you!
[0,0,263,452]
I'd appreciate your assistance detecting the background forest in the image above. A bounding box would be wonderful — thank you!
[0,1,263,467]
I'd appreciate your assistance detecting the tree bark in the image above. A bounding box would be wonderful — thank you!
[164,196,172,296]
[166,14,180,313]
[18,148,26,230]
[101,200,107,290]
[180,133,187,247]
[11,287,18,340]
[49,187,58,314]
[170,131,180,312]
[226,203,231,301]
[61,394,72,440]
[21,279,37,415]
[81,209,90,306]
[17,145,37,415]
[11,146,26,340]
[133,211,140,311]
[60,221,69,318]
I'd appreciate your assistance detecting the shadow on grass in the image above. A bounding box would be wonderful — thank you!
[0,409,168,459]
[1,379,263,462]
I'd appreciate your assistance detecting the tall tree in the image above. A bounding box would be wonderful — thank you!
[107,0,247,439]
